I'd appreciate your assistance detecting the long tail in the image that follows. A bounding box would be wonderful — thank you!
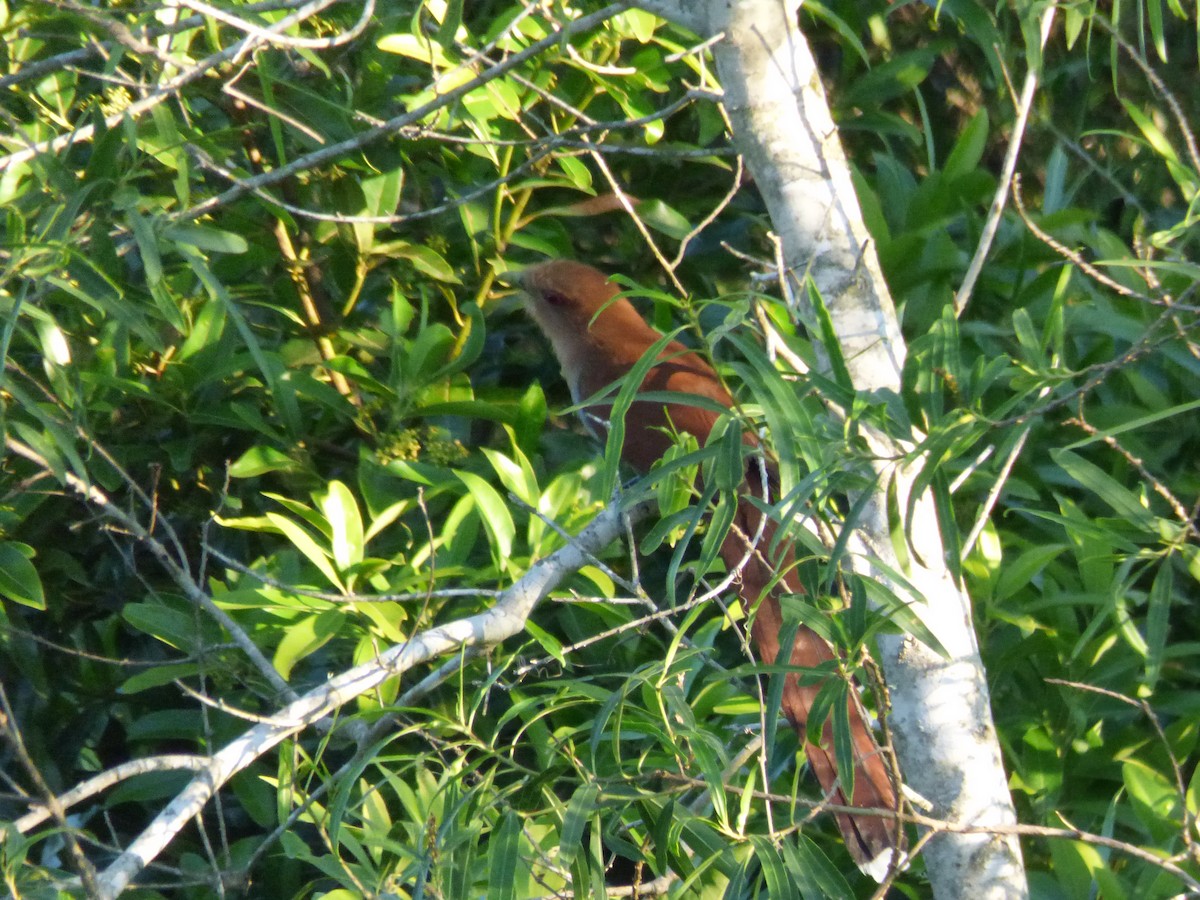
[721,492,900,874]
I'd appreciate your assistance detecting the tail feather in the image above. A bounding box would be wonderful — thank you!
[721,489,900,873]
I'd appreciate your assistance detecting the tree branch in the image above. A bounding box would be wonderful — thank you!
[93,495,652,898]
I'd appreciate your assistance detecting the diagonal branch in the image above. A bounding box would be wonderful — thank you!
[93,494,651,898]
[5,436,297,703]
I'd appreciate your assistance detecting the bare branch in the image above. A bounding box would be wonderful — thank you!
[178,2,634,222]
[0,0,350,173]
[14,756,210,833]
[93,495,652,898]
[5,437,296,703]
[954,5,1056,316]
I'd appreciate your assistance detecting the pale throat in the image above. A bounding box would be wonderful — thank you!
[532,313,612,438]
[525,303,590,404]
[546,333,588,405]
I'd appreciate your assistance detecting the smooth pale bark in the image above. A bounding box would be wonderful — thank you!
[92,498,650,899]
[640,1,1028,896]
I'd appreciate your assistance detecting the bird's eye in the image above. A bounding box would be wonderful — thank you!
[543,290,569,307]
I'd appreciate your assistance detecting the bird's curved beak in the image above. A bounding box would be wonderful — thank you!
[496,268,527,291]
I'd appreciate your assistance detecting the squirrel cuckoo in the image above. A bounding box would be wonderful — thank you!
[514,259,900,876]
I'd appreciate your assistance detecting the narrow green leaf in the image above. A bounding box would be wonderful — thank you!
[1012,308,1042,363]
[749,836,799,900]
[266,512,343,590]
[599,328,685,497]
[832,684,854,804]
[163,223,248,254]
[119,663,203,694]
[1052,449,1156,526]
[558,783,600,868]
[784,833,854,899]
[712,416,744,492]
[1121,99,1181,165]
[1144,563,1173,691]
[697,489,736,588]
[486,811,521,900]
[931,469,962,585]
[1063,397,1200,451]
[184,246,303,437]
[806,279,854,395]
[727,336,804,500]
[455,470,515,565]
[523,619,565,665]
[943,108,989,180]
[273,609,344,681]
[766,618,799,754]
[995,544,1067,602]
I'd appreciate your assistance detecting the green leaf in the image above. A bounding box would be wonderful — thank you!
[523,619,564,665]
[318,481,364,573]
[994,544,1067,602]
[455,470,515,566]
[784,833,853,899]
[839,46,938,107]
[1123,758,1179,843]
[379,241,461,283]
[1048,840,1127,900]
[228,445,301,478]
[1062,397,1200,451]
[377,32,456,66]
[765,620,797,760]
[0,542,44,610]
[614,8,658,41]
[710,416,745,493]
[119,663,203,694]
[1051,449,1157,527]
[123,602,200,651]
[727,336,805,501]
[558,783,599,868]
[185,247,303,437]
[597,328,684,497]
[1012,307,1042,364]
[696,489,735,589]
[273,609,345,681]
[832,682,854,804]
[1143,563,1173,692]
[266,512,343,591]
[162,223,249,254]
[942,108,989,180]
[634,199,691,240]
[805,279,854,397]
[482,443,539,507]
[486,810,521,900]
[749,835,799,900]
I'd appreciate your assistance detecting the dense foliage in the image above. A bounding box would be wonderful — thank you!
[1,0,1198,897]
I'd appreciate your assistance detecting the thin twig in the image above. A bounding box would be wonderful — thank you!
[954,4,1056,316]
[6,437,296,703]
[0,684,102,894]
[178,3,634,221]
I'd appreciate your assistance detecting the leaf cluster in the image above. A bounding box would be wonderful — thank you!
[0,0,1198,897]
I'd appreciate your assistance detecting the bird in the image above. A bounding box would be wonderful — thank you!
[512,259,900,876]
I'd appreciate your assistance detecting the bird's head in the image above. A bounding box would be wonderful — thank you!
[507,259,623,337]
[504,259,657,394]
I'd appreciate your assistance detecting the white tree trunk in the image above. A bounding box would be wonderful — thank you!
[641,1,1028,896]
